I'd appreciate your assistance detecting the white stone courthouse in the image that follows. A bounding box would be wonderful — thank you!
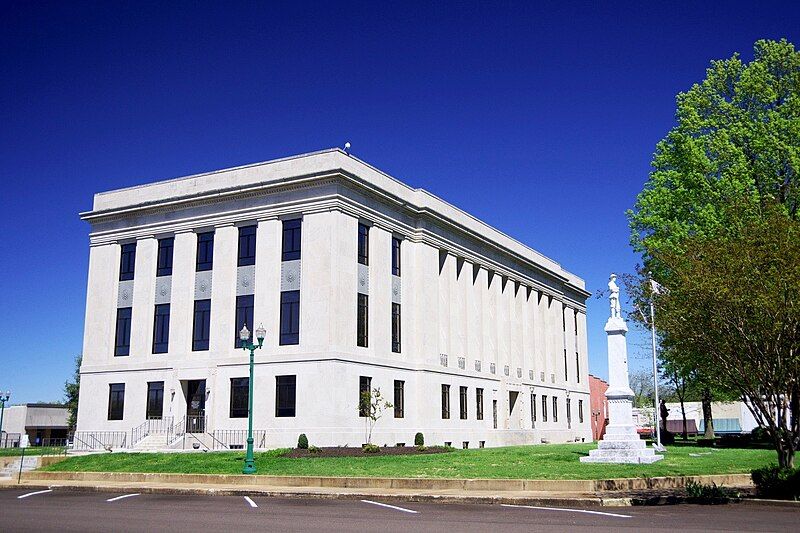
[76,148,592,450]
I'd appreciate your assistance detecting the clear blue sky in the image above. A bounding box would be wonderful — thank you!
[1,1,797,404]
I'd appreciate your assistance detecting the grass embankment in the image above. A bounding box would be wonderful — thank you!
[41,444,775,480]
[0,447,66,457]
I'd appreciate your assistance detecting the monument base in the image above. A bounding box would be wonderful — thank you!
[581,422,664,464]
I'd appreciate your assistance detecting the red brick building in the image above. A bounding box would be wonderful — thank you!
[589,375,609,441]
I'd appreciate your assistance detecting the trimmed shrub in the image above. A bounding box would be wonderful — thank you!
[363,443,380,453]
[297,433,309,449]
[414,432,424,446]
[750,427,770,443]
[685,480,737,503]
[752,465,800,500]
[308,445,321,454]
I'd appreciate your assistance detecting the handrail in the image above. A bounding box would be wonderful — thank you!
[185,431,210,452]
[205,431,229,450]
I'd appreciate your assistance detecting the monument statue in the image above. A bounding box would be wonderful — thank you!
[608,273,621,319]
[581,273,663,464]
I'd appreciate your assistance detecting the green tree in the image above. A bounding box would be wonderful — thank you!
[358,387,392,445]
[64,355,81,430]
[653,208,800,467]
[628,38,799,277]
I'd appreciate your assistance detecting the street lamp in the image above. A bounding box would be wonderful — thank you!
[239,323,266,474]
[0,390,10,446]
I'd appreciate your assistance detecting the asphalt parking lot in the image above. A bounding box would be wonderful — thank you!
[0,488,797,532]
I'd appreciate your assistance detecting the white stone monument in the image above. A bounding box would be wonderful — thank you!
[581,274,663,464]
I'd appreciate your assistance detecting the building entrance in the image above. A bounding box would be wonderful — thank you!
[185,380,206,433]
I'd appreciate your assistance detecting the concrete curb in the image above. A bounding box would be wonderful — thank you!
[22,471,753,492]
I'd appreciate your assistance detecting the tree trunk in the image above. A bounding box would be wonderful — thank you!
[776,440,795,469]
[680,400,688,440]
[701,388,714,439]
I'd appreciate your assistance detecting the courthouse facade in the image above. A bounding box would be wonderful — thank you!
[76,149,592,448]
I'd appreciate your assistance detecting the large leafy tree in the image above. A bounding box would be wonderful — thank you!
[629,38,799,276]
[654,208,800,467]
[64,355,81,430]
[627,39,800,466]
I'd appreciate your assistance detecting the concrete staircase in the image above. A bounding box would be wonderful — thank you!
[132,434,173,451]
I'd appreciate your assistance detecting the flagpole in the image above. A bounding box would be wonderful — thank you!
[649,274,662,450]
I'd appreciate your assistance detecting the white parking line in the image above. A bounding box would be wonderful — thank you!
[106,493,141,502]
[17,489,53,499]
[501,503,631,518]
[244,496,258,508]
[361,499,418,514]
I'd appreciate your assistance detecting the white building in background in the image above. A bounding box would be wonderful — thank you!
[76,149,592,449]
[0,404,69,447]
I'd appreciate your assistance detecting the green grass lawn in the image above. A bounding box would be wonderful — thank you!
[0,447,66,457]
[41,444,777,479]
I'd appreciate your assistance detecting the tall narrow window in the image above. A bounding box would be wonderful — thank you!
[542,395,548,422]
[476,388,484,420]
[493,400,498,429]
[357,223,369,265]
[230,378,249,418]
[279,291,300,345]
[576,352,581,383]
[108,383,125,420]
[359,376,372,417]
[192,299,211,351]
[235,295,255,348]
[553,396,559,423]
[566,398,572,428]
[146,382,164,419]
[578,399,584,423]
[459,386,468,420]
[441,384,450,419]
[391,237,401,276]
[275,375,296,417]
[394,380,404,418]
[282,219,302,261]
[156,237,174,276]
[196,232,214,271]
[531,393,537,424]
[114,308,132,356]
[119,243,136,281]
[391,303,401,353]
[357,294,368,347]
[564,349,569,382]
[237,225,256,266]
[152,304,170,354]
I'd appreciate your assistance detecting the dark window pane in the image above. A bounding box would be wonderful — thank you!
[275,375,296,417]
[279,290,300,345]
[357,294,368,347]
[542,395,548,422]
[146,382,164,418]
[192,299,211,351]
[394,380,404,418]
[282,219,302,261]
[230,378,249,418]
[391,303,401,353]
[152,304,170,354]
[476,388,484,420]
[357,224,369,265]
[108,383,125,420]
[578,399,584,423]
[460,386,468,419]
[156,238,174,276]
[119,243,136,281]
[114,307,132,356]
[531,394,537,423]
[237,226,257,266]
[196,232,214,271]
[392,237,401,276]
[441,384,450,419]
[234,295,255,348]
[359,376,371,417]
[553,396,558,422]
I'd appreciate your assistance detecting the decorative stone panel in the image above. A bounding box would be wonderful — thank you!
[237,265,256,296]
[154,276,172,305]
[117,280,134,308]
[517,367,522,378]
[474,360,481,372]
[194,270,213,299]
[490,363,496,375]
[504,365,510,376]
[529,370,534,381]
[458,357,465,370]
[440,354,448,367]
[391,275,401,304]
[550,373,556,383]
[540,371,545,382]
[357,263,369,295]
[280,260,301,292]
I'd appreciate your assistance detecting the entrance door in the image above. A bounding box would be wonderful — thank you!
[186,380,206,433]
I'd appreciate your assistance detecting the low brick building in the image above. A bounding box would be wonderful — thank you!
[588,375,608,441]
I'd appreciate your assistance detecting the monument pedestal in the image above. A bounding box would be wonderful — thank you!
[581,309,663,464]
